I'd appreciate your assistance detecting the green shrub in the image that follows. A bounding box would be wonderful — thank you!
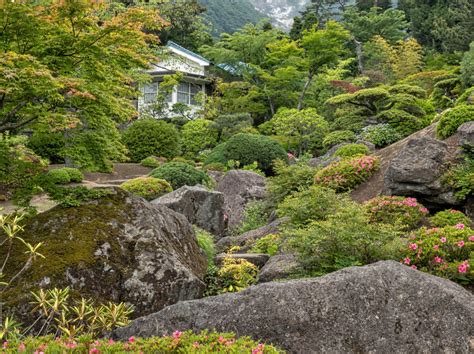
[172,156,196,166]
[442,151,473,200]
[330,108,367,132]
[456,87,474,106]
[122,119,180,162]
[195,226,216,264]
[364,196,429,230]
[120,177,172,200]
[430,209,472,227]
[360,124,403,147]
[181,119,219,159]
[333,143,370,158]
[278,186,346,226]
[217,248,259,293]
[149,162,210,189]
[203,162,227,172]
[213,112,254,141]
[140,156,166,168]
[401,225,473,284]
[250,234,281,256]
[27,131,65,164]
[46,168,71,185]
[314,155,380,192]
[62,167,84,183]
[288,202,401,275]
[377,108,425,137]
[236,200,271,235]
[322,130,356,149]
[437,105,474,139]
[205,133,287,174]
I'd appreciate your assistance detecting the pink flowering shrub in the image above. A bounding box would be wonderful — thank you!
[314,155,380,192]
[401,225,473,284]
[430,209,472,228]
[1,331,282,353]
[364,196,428,230]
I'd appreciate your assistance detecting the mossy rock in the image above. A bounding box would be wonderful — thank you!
[2,188,207,320]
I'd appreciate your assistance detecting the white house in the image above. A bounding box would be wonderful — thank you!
[138,41,213,117]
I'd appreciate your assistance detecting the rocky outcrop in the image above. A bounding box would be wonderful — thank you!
[114,261,474,353]
[257,254,300,283]
[216,170,266,230]
[3,188,207,319]
[458,121,474,147]
[216,217,288,252]
[152,185,225,237]
[215,253,269,268]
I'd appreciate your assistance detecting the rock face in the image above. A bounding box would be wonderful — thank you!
[216,170,266,230]
[4,188,207,318]
[215,253,270,268]
[383,137,457,204]
[152,185,225,237]
[216,217,288,252]
[257,254,300,283]
[458,121,474,147]
[114,261,474,353]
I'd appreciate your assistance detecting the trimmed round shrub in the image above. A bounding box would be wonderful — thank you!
[149,162,209,189]
[437,105,474,139]
[120,177,172,200]
[62,167,84,183]
[172,156,196,166]
[181,119,219,159]
[322,130,356,149]
[122,119,180,162]
[205,133,287,174]
[140,156,166,168]
[203,162,226,172]
[314,155,380,192]
[430,209,472,227]
[46,168,71,184]
[364,196,429,230]
[27,132,65,164]
[333,143,370,158]
[359,124,403,148]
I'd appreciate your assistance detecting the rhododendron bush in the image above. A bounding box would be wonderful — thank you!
[401,225,473,284]
[314,155,380,192]
[430,209,472,228]
[365,196,428,230]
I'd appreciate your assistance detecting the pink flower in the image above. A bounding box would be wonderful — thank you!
[66,342,77,349]
[433,245,439,250]
[469,235,474,242]
[252,343,265,354]
[193,342,200,348]
[173,331,183,340]
[455,223,465,230]
[18,343,26,352]
[403,257,411,265]
[411,265,417,270]
[434,256,443,264]
[2,341,7,349]
[89,349,99,354]
[218,336,227,344]
[128,336,135,344]
[457,240,465,247]
[409,243,418,250]
[108,339,115,346]
[440,237,447,243]
[458,262,469,274]
[420,207,428,213]
[450,209,460,213]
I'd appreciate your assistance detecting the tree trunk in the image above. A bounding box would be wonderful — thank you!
[297,71,314,111]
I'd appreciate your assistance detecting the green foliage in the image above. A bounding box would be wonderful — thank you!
[436,105,474,139]
[322,130,356,149]
[287,202,401,275]
[364,196,429,230]
[46,187,112,208]
[217,248,259,293]
[180,119,219,159]
[236,201,271,235]
[62,168,84,183]
[172,157,196,166]
[45,169,71,185]
[122,119,180,162]
[278,186,346,226]
[27,132,65,164]
[430,210,472,228]
[400,225,473,284]
[149,162,210,189]
[140,156,166,168]
[267,158,317,205]
[442,152,474,201]
[250,234,281,256]
[212,113,254,142]
[461,42,474,88]
[203,162,227,172]
[314,155,380,192]
[3,331,282,353]
[456,87,474,106]
[195,226,216,264]
[360,124,403,147]
[120,177,172,201]
[333,144,370,158]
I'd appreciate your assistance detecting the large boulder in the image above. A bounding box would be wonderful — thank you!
[257,254,300,283]
[458,121,474,147]
[3,188,207,319]
[216,170,266,230]
[152,185,225,237]
[114,261,474,353]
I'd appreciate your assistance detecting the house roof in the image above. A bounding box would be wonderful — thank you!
[166,41,210,66]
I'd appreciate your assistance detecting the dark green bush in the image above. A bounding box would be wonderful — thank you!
[322,130,356,149]
[437,105,474,139]
[62,167,84,183]
[203,162,227,172]
[333,144,370,158]
[430,209,472,227]
[149,162,209,189]
[122,119,180,162]
[27,132,65,164]
[46,168,71,184]
[140,156,166,168]
[360,124,402,147]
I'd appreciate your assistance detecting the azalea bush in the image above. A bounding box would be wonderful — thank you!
[120,177,172,200]
[333,143,370,158]
[314,155,380,192]
[1,331,282,353]
[149,162,210,189]
[430,209,472,228]
[359,124,402,148]
[140,156,166,168]
[364,196,429,230]
[401,225,473,284]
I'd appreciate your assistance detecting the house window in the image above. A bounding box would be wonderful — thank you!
[143,82,158,103]
[177,82,202,105]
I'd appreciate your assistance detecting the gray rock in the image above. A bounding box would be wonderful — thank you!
[152,185,225,237]
[5,188,207,319]
[308,144,344,168]
[113,261,474,353]
[216,170,267,230]
[216,217,288,252]
[257,254,300,283]
[458,121,474,147]
[215,253,270,268]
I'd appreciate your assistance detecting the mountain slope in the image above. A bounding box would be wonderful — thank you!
[249,0,310,30]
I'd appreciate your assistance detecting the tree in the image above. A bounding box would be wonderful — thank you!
[0,1,166,171]
[356,0,392,12]
[461,42,474,89]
